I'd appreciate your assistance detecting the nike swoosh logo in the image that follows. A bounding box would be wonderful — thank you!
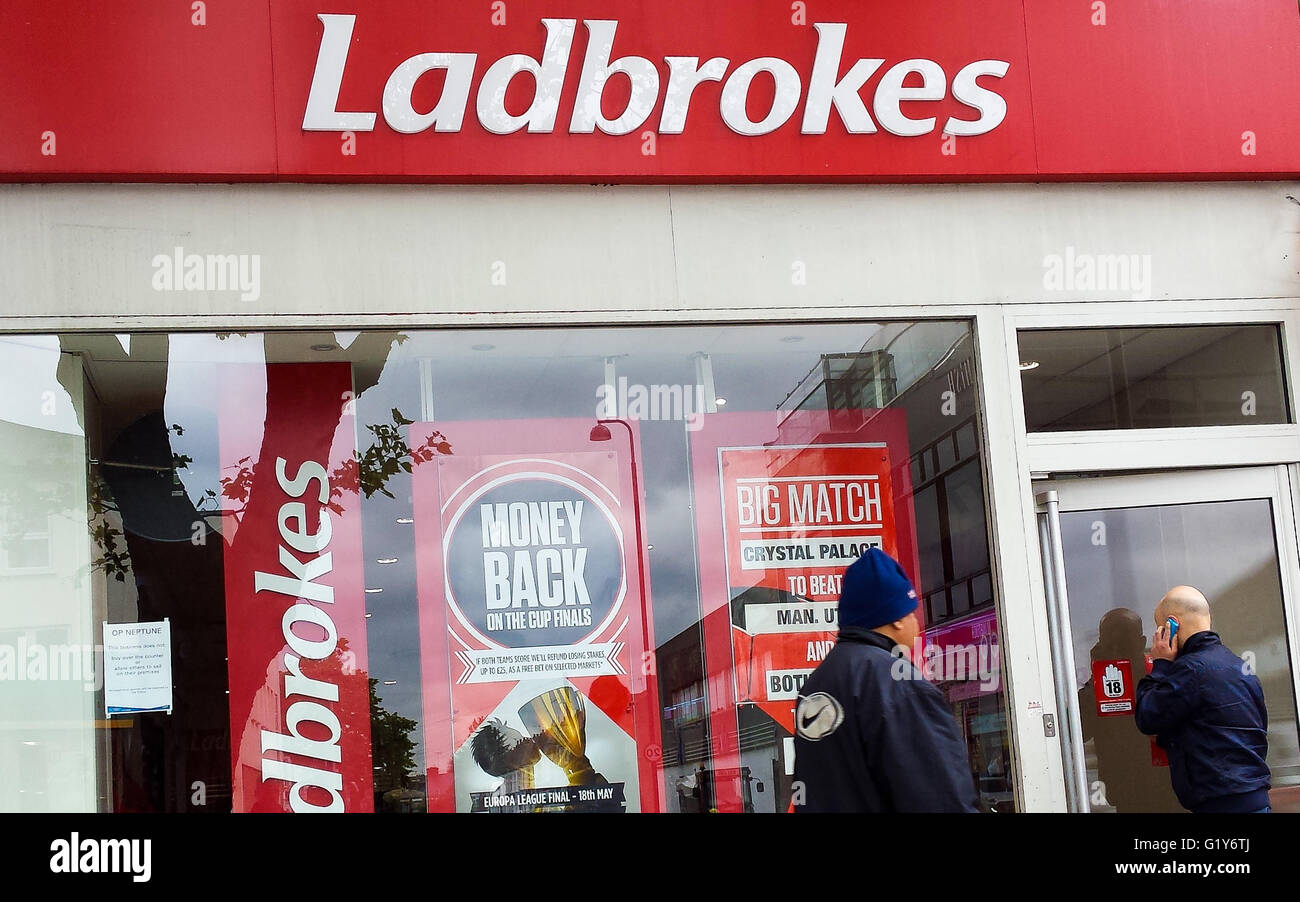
[800,706,827,730]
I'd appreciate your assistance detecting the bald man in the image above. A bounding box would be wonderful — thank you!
[1134,586,1272,813]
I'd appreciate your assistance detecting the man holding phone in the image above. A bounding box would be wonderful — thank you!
[1135,586,1272,813]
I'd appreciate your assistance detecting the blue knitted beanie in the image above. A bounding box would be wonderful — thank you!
[838,547,919,629]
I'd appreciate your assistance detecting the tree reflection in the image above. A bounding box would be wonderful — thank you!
[370,677,419,791]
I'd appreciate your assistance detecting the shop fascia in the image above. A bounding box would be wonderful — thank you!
[305,14,1010,138]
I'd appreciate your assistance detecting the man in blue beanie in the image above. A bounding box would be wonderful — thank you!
[792,547,980,812]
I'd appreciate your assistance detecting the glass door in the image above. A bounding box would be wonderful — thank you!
[1036,467,1300,812]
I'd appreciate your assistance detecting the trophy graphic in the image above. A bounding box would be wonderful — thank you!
[519,686,606,785]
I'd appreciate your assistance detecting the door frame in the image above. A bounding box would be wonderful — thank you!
[1037,465,1300,809]
[987,303,1300,812]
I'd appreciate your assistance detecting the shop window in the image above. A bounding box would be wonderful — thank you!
[1018,325,1290,431]
[0,323,1010,813]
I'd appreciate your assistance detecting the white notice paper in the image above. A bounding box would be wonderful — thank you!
[103,620,173,716]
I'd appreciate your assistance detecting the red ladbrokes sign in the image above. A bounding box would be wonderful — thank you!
[5,0,1300,180]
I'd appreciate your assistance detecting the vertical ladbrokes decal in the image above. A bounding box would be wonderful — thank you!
[221,363,374,812]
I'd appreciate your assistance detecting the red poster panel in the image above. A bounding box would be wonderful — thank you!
[689,409,917,813]
[412,418,661,813]
[219,362,374,812]
[1092,659,1136,717]
[718,443,897,730]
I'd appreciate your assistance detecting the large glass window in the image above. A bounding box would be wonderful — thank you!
[0,322,1009,812]
[1018,325,1290,431]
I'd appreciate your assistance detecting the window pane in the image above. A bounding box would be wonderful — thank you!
[0,323,1010,813]
[0,337,96,811]
[1018,325,1290,431]
[912,484,944,594]
[945,459,992,584]
[1060,498,1300,812]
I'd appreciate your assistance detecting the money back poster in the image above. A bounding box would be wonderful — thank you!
[412,418,661,813]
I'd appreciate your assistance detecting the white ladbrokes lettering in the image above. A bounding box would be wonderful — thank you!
[304,15,1010,139]
[254,457,348,813]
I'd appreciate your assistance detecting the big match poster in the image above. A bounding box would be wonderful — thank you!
[412,418,662,813]
[688,408,918,812]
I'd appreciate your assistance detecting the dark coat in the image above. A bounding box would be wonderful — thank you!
[1134,631,1271,813]
[792,626,980,812]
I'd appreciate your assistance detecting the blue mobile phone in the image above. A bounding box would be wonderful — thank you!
[1166,617,1179,643]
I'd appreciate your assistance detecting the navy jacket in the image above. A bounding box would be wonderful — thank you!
[792,627,980,812]
[1134,631,1270,813]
